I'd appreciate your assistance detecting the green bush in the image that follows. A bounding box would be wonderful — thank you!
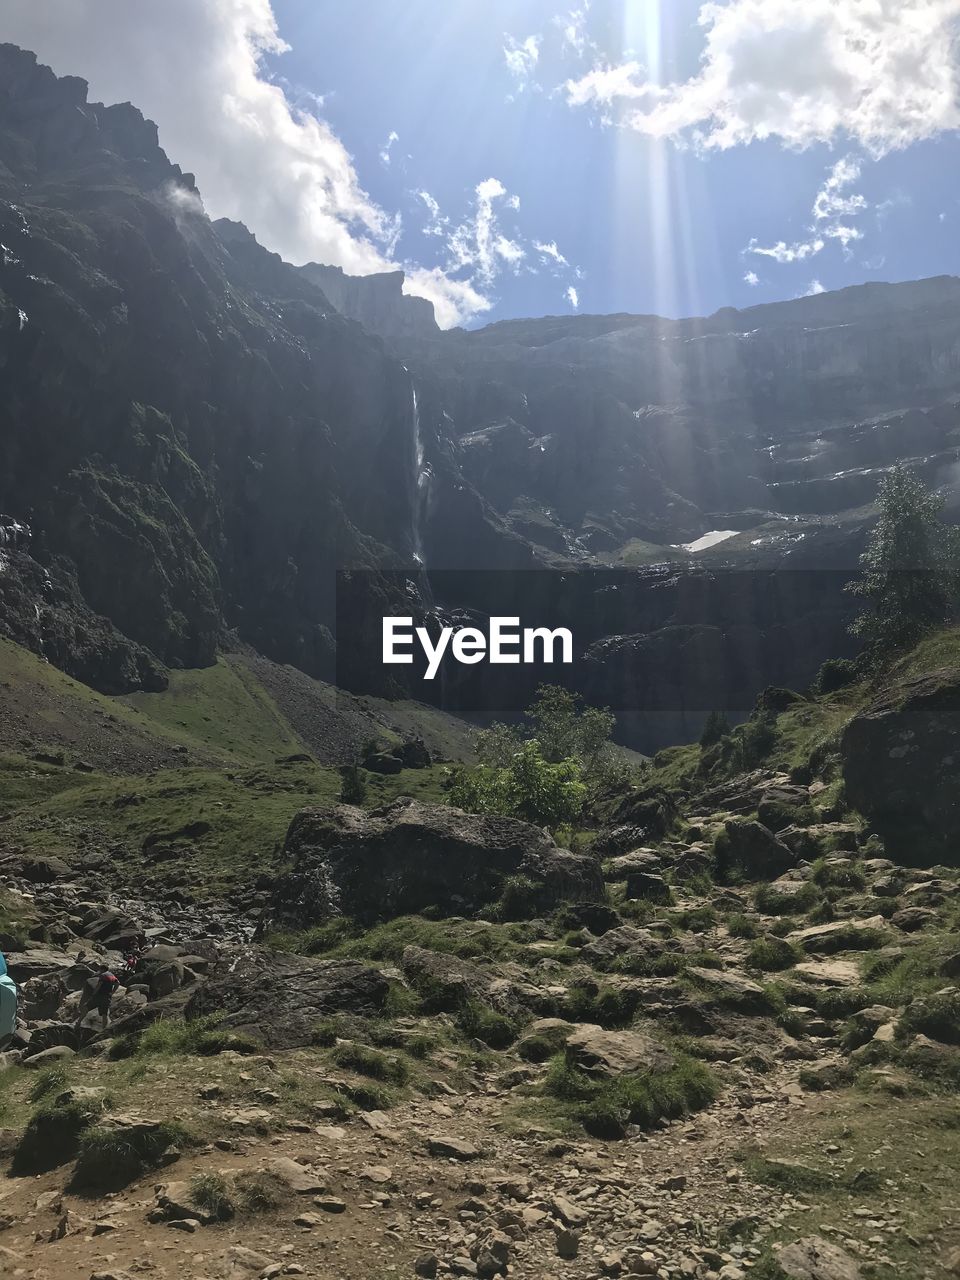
[747,935,801,973]
[448,740,587,829]
[811,858,866,891]
[727,913,760,939]
[498,875,542,921]
[12,1100,91,1175]
[816,657,859,693]
[72,1120,190,1191]
[233,1170,288,1215]
[755,882,821,915]
[543,1052,718,1139]
[190,1172,235,1220]
[457,999,519,1049]
[898,989,960,1046]
[565,984,640,1028]
[339,764,368,805]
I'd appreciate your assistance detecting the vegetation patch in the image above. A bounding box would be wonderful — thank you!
[71,1119,192,1191]
[542,1052,718,1139]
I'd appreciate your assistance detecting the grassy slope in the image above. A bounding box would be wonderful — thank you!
[643,626,960,801]
[122,658,306,763]
[0,641,473,894]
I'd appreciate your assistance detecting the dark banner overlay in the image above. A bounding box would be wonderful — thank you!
[335,568,859,752]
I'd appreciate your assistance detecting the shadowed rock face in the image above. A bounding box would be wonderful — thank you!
[842,667,960,859]
[184,954,390,1049]
[2,43,959,735]
[272,798,604,925]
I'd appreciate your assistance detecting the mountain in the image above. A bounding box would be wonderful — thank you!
[2,43,959,748]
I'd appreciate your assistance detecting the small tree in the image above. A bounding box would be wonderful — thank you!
[847,465,960,656]
[699,710,731,749]
[339,764,368,806]
[524,685,616,771]
[448,741,586,829]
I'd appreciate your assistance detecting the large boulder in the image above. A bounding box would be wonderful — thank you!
[713,819,796,880]
[270,798,603,925]
[775,1236,861,1280]
[184,953,389,1048]
[565,1025,675,1077]
[841,666,960,858]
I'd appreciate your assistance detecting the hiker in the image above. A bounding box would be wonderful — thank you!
[122,938,145,976]
[76,970,120,1031]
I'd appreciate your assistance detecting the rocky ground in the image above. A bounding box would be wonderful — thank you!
[0,756,958,1280]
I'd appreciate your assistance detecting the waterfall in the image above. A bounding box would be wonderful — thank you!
[410,383,432,568]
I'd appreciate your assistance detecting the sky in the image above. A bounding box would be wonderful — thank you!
[2,0,960,328]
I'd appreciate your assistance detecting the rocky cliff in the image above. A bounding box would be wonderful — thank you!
[2,44,959,747]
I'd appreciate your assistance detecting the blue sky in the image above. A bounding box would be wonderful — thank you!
[3,0,960,327]
[267,0,960,324]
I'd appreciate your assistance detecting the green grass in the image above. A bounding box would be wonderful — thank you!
[746,935,801,973]
[755,881,822,915]
[330,1043,411,1085]
[27,1064,69,1104]
[811,858,866,891]
[11,1099,92,1175]
[728,912,760,939]
[278,914,531,964]
[72,1120,191,1190]
[108,1015,260,1060]
[122,657,306,763]
[542,1051,718,1139]
[190,1172,235,1220]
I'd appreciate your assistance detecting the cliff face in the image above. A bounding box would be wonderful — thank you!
[298,261,439,342]
[1,44,958,747]
[0,45,432,687]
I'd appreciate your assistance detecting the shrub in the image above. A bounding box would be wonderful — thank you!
[728,913,760,939]
[498,875,542,921]
[816,657,859,693]
[12,1100,91,1175]
[700,710,731,749]
[744,1154,833,1194]
[755,882,821,915]
[190,1172,235,1220]
[457,999,519,1049]
[543,1052,718,1139]
[339,764,368,806]
[811,858,866,891]
[747,936,800,972]
[898,989,960,1046]
[28,1064,69,1104]
[448,741,587,828]
[233,1170,288,1215]
[72,1120,190,1191]
[565,984,640,1028]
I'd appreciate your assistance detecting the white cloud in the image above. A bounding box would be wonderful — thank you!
[743,270,760,286]
[804,279,826,296]
[379,130,400,168]
[503,33,541,87]
[746,153,868,266]
[535,240,569,268]
[566,285,580,309]
[555,6,594,58]
[747,237,825,264]
[444,178,526,285]
[564,0,960,156]
[0,0,569,328]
